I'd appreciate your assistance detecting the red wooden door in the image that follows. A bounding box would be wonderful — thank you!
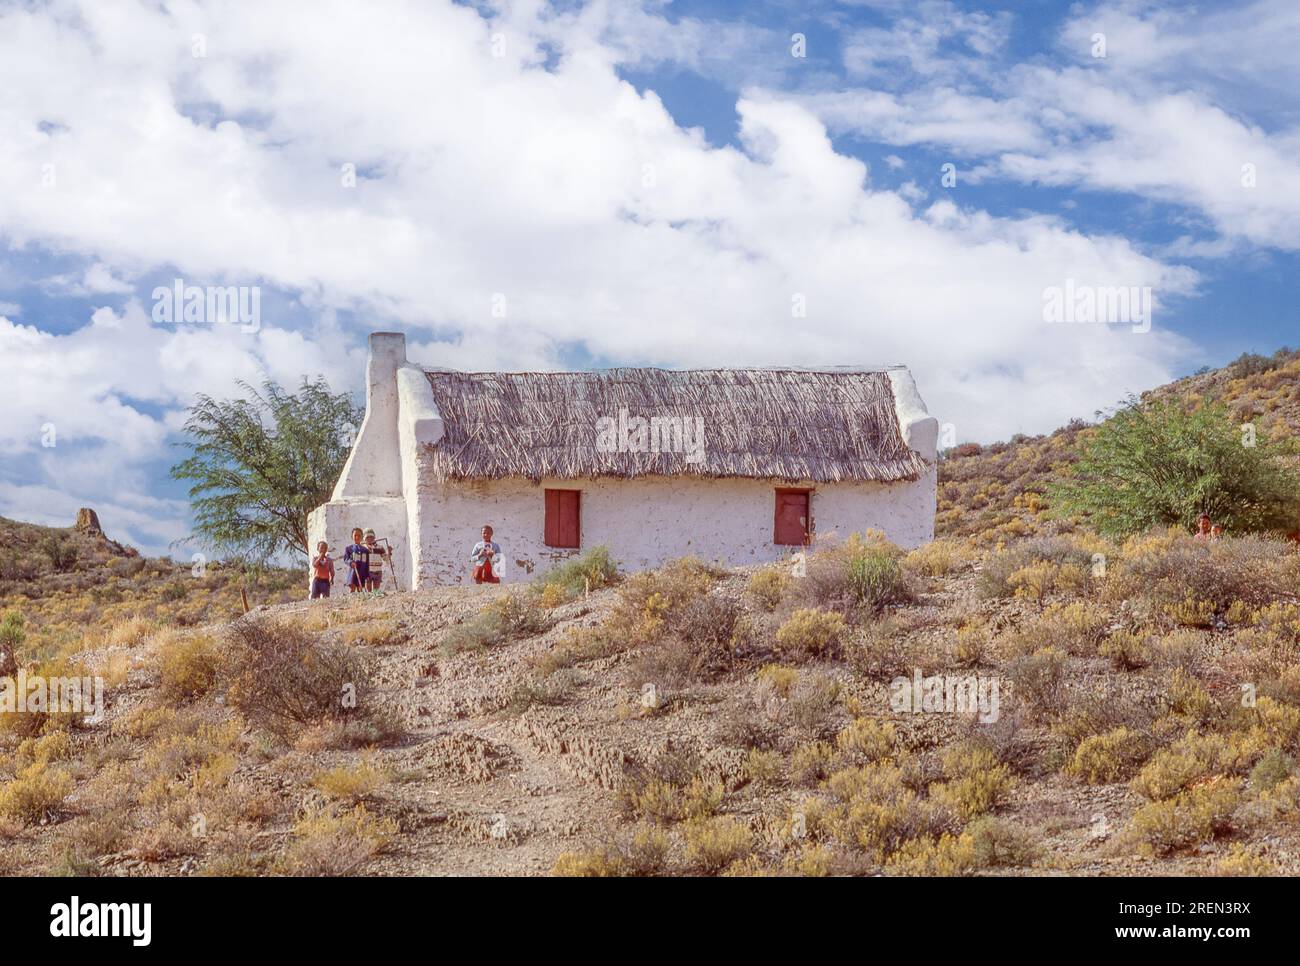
[544,489,581,548]
[774,489,810,545]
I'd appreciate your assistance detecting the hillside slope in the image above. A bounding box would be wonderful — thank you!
[0,511,302,665]
[2,349,1299,877]
[937,347,1300,541]
[2,531,1298,877]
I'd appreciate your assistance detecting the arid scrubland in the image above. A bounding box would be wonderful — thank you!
[936,348,1300,543]
[1,350,1298,877]
[1,521,1298,877]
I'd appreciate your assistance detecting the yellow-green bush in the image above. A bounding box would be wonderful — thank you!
[775,608,846,660]
[1130,729,1248,801]
[822,762,945,861]
[553,824,670,877]
[789,741,836,786]
[744,749,783,785]
[313,756,390,802]
[1212,843,1276,877]
[340,619,408,648]
[15,730,74,768]
[441,594,550,655]
[835,718,897,762]
[106,615,157,648]
[1164,597,1216,628]
[1099,631,1149,671]
[965,815,1040,868]
[954,621,987,666]
[138,714,241,804]
[1124,780,1240,856]
[281,803,399,876]
[114,704,178,740]
[532,546,620,601]
[929,743,1014,819]
[1044,601,1109,656]
[1151,628,1203,673]
[533,624,621,676]
[1163,668,1217,723]
[1008,561,1059,609]
[607,556,722,647]
[1249,748,1294,792]
[0,761,73,824]
[782,843,833,877]
[0,657,91,737]
[1067,727,1150,784]
[625,775,723,825]
[904,538,976,577]
[755,663,799,698]
[684,816,755,874]
[159,632,222,701]
[746,567,789,610]
[885,832,977,876]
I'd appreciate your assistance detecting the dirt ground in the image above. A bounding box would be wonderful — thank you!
[3,561,1296,877]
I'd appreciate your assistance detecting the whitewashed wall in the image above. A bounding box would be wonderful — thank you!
[308,332,425,589]
[409,472,936,586]
[310,332,939,590]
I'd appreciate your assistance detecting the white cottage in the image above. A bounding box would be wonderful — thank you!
[308,332,938,588]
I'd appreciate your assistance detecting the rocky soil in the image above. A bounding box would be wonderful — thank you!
[3,555,1296,877]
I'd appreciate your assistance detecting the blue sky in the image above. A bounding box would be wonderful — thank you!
[0,0,1297,556]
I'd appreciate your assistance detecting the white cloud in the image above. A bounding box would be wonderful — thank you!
[802,87,1044,154]
[0,481,192,557]
[842,0,1012,84]
[991,68,1300,251]
[82,262,134,294]
[804,0,1300,250]
[0,0,1217,551]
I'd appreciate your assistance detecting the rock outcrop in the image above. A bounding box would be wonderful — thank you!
[74,507,104,536]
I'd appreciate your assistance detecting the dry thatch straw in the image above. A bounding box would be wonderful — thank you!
[422,367,927,484]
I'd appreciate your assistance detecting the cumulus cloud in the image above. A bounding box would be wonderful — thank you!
[0,0,1216,551]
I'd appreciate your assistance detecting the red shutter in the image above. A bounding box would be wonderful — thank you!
[544,489,581,548]
[774,489,810,546]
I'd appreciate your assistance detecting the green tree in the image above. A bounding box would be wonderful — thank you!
[1049,396,1300,537]
[171,378,361,560]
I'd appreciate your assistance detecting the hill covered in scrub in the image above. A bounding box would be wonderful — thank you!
[936,346,1300,541]
[1,529,1298,877]
[0,511,302,666]
[2,347,1299,877]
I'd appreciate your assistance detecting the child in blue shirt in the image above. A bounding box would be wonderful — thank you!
[343,527,370,593]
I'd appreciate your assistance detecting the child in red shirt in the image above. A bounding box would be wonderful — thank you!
[311,542,335,599]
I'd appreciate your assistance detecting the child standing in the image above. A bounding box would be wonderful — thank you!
[470,524,502,584]
[363,528,388,591]
[343,527,371,594]
[311,542,335,599]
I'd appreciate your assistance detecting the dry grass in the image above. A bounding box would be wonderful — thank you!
[159,632,222,701]
[313,756,391,802]
[0,761,73,824]
[281,803,398,876]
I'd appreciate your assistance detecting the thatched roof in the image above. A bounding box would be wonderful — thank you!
[421,367,928,484]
